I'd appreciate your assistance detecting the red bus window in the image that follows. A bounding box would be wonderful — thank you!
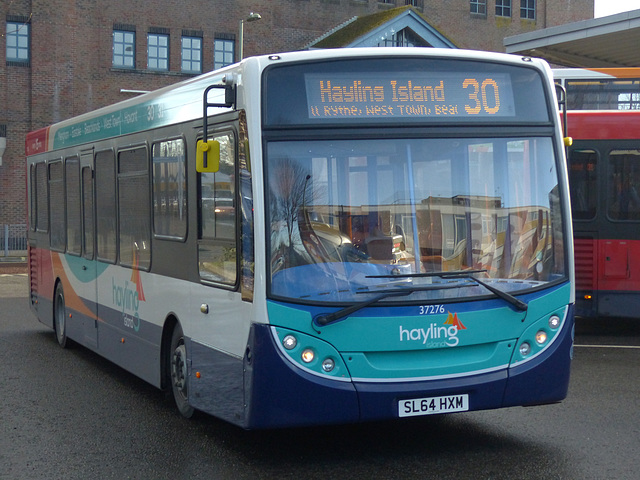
[569,150,597,220]
[608,149,640,221]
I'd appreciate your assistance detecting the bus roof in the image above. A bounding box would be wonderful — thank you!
[553,67,640,80]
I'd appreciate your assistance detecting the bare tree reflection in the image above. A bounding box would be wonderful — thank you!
[269,157,314,267]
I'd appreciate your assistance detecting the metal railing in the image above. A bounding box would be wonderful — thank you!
[1,224,27,257]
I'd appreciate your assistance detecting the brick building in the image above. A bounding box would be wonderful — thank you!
[1,0,593,227]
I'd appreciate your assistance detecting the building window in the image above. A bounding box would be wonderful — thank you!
[113,29,135,68]
[378,28,428,47]
[181,36,202,74]
[148,32,169,71]
[618,92,640,110]
[6,21,30,63]
[214,38,235,69]
[521,0,536,20]
[496,0,511,17]
[470,0,486,15]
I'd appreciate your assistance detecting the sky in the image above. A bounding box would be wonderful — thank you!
[594,0,638,17]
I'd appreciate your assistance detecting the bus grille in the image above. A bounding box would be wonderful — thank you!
[574,237,595,291]
[29,246,38,309]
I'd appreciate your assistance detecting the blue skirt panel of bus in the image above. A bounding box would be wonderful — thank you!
[357,305,574,421]
[243,311,574,429]
[244,323,360,429]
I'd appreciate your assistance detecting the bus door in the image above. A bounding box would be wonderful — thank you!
[568,147,599,316]
[79,149,98,348]
[196,127,248,348]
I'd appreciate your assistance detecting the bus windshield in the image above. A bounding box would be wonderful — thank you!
[267,136,565,304]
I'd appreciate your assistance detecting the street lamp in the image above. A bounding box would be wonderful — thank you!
[239,12,262,60]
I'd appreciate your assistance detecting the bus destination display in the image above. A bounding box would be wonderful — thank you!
[305,72,516,120]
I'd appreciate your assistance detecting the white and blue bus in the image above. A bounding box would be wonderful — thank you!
[26,48,574,428]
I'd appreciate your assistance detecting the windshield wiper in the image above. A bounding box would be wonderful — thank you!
[313,282,465,327]
[314,270,528,327]
[368,269,528,312]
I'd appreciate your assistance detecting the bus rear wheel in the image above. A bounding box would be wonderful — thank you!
[169,324,195,418]
[54,283,70,348]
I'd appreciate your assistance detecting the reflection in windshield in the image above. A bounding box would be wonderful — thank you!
[267,137,565,303]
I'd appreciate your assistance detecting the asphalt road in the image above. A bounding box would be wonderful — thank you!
[1,273,639,479]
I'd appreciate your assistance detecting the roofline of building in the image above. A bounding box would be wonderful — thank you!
[504,8,640,53]
[306,5,455,49]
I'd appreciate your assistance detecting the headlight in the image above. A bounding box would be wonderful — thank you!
[301,348,315,363]
[549,315,561,329]
[535,330,548,345]
[282,334,297,350]
[322,358,335,372]
[273,327,348,378]
[511,309,567,365]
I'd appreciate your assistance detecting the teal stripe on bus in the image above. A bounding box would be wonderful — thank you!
[52,100,184,150]
[40,72,230,152]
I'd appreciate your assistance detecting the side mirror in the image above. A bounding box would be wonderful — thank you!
[196,139,220,172]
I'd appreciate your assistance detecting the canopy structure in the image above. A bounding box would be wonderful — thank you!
[504,9,640,67]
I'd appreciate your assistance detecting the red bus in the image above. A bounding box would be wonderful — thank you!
[567,110,640,318]
[554,68,640,110]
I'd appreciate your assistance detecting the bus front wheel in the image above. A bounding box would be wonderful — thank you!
[169,324,195,418]
[54,283,70,348]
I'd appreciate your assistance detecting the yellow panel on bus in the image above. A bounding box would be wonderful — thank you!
[196,139,220,173]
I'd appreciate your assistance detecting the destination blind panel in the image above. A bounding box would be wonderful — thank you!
[305,72,515,120]
[263,57,551,127]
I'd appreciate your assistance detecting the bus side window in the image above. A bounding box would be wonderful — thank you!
[82,166,95,260]
[49,160,65,251]
[609,149,640,221]
[65,156,82,255]
[96,150,117,263]
[118,146,151,270]
[198,131,237,285]
[569,149,597,220]
[35,162,49,233]
[152,138,187,240]
[29,164,37,232]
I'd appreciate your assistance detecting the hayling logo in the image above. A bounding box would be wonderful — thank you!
[112,263,146,332]
[399,312,467,347]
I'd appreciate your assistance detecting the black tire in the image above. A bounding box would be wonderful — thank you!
[54,283,70,348]
[169,324,195,418]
